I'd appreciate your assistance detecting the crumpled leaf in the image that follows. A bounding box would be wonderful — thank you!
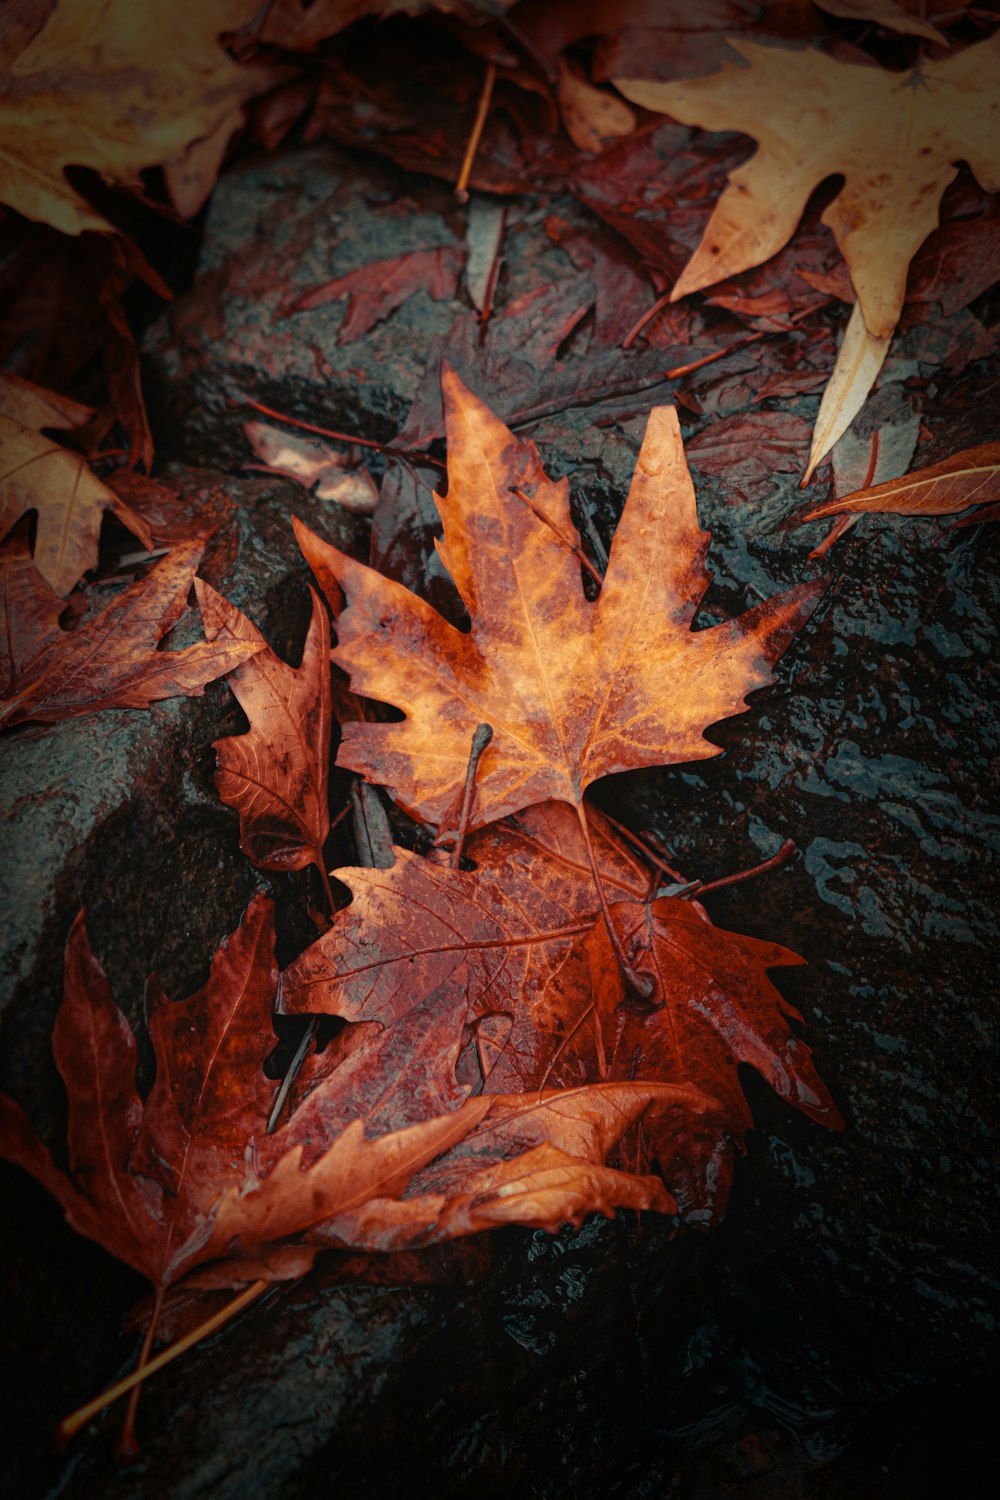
[616,33,1000,470]
[0,0,275,235]
[804,441,1000,521]
[0,536,260,729]
[196,579,332,879]
[295,368,824,834]
[0,413,152,593]
[281,801,842,1221]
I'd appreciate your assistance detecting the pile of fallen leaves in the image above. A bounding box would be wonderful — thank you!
[1,0,999,1461]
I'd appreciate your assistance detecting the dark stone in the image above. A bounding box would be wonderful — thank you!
[4,134,998,1500]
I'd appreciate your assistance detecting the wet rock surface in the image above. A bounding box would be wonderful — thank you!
[3,139,998,1497]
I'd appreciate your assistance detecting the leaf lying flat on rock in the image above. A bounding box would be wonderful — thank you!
[0,0,275,236]
[804,442,1000,521]
[0,536,260,729]
[295,368,824,834]
[197,579,332,881]
[616,33,1000,471]
[0,414,152,593]
[281,801,842,1221]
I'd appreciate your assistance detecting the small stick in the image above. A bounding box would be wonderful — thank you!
[231,392,445,470]
[114,1283,165,1460]
[622,290,673,350]
[58,1280,272,1447]
[449,723,494,868]
[267,1019,318,1134]
[598,810,685,883]
[808,511,857,559]
[511,489,604,588]
[664,329,769,380]
[455,63,497,204]
[576,803,655,1000]
[692,838,797,899]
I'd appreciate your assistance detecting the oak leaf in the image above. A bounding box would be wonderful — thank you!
[295,369,824,835]
[0,0,274,236]
[0,413,152,593]
[615,34,1000,474]
[0,536,260,729]
[280,801,842,1221]
[196,579,333,885]
[0,370,95,433]
[803,441,1000,521]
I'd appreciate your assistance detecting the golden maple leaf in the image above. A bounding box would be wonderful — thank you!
[294,367,824,835]
[616,33,1000,478]
[0,0,274,235]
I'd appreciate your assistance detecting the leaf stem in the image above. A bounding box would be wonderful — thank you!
[267,1019,318,1134]
[576,802,654,1000]
[621,290,673,350]
[511,489,604,588]
[455,62,497,203]
[231,392,445,469]
[693,838,797,898]
[113,1283,164,1461]
[58,1280,271,1447]
[448,723,494,868]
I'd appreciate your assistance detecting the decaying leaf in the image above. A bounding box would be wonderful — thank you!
[0,413,152,593]
[196,580,333,882]
[616,33,1000,470]
[281,801,842,1220]
[288,244,466,343]
[0,536,260,729]
[295,368,824,834]
[0,0,275,236]
[804,441,1000,521]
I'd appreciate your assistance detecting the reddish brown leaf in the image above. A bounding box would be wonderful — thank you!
[288,244,466,343]
[295,369,824,834]
[280,801,842,1221]
[0,536,259,729]
[0,413,152,593]
[196,579,332,882]
[0,898,280,1292]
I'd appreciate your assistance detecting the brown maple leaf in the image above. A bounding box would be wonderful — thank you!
[196,579,333,891]
[294,368,824,838]
[0,0,275,236]
[615,33,1000,475]
[280,801,842,1222]
[0,536,260,729]
[0,413,152,593]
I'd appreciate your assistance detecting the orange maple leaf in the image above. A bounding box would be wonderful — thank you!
[296,368,825,838]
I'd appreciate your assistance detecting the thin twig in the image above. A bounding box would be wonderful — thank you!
[576,803,654,1000]
[511,489,603,588]
[114,1283,165,1460]
[693,838,797,899]
[231,392,445,470]
[622,290,673,350]
[455,63,497,203]
[58,1281,272,1446]
[267,1019,318,1134]
[448,723,494,868]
